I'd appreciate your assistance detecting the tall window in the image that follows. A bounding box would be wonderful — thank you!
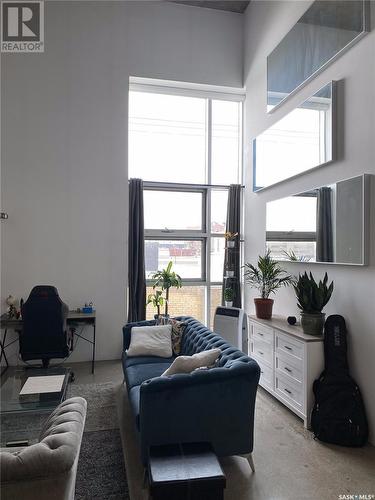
[129,86,243,326]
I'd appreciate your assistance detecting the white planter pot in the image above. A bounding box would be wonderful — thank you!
[225,301,233,307]
[226,271,235,278]
[227,241,235,248]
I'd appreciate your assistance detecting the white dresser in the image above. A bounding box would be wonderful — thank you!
[248,315,324,428]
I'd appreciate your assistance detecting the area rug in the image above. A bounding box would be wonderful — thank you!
[69,382,129,500]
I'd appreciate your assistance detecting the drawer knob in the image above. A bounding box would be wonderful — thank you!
[258,332,264,336]
[284,367,292,373]
[284,345,292,351]
[284,388,292,395]
[258,351,264,355]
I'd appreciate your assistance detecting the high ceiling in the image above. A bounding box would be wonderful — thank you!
[171,1,250,14]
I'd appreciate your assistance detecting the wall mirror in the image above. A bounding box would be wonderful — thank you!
[267,0,369,111]
[253,82,336,192]
[266,174,369,266]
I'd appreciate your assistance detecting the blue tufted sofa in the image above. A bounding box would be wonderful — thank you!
[122,316,260,465]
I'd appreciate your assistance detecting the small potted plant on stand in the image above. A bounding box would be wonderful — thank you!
[244,251,294,319]
[294,272,334,335]
[225,232,238,249]
[150,261,182,323]
[224,287,234,307]
[225,268,235,278]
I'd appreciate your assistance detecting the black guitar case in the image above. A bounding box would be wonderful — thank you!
[311,315,368,446]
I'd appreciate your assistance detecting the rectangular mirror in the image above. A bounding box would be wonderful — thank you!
[253,82,336,191]
[267,0,369,111]
[266,175,369,266]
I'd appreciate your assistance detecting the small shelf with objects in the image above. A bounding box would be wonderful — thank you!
[223,232,239,307]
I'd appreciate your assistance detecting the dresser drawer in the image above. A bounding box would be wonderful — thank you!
[253,337,273,367]
[251,323,273,345]
[276,353,303,385]
[275,332,304,362]
[258,361,274,390]
[275,374,303,410]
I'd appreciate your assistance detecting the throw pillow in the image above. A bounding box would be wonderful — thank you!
[162,348,221,376]
[127,325,172,358]
[168,318,186,355]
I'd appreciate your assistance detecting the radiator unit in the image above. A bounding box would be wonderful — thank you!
[213,307,248,353]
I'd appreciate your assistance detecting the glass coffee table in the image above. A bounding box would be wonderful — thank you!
[0,367,71,415]
[1,367,72,446]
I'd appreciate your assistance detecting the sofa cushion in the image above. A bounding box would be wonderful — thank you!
[129,385,141,430]
[123,354,175,369]
[169,319,186,355]
[127,325,173,358]
[162,348,221,376]
[126,362,173,390]
[123,320,156,351]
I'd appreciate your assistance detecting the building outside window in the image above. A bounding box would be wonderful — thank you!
[128,85,243,327]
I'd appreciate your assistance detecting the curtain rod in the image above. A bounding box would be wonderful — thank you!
[130,180,245,189]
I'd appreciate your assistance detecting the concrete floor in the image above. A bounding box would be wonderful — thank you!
[3,360,375,499]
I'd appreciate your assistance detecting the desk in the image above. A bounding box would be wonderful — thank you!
[0,311,96,376]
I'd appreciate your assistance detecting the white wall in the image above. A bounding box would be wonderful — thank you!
[1,1,243,364]
[243,0,375,442]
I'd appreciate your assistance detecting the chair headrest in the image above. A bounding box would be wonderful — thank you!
[28,286,60,298]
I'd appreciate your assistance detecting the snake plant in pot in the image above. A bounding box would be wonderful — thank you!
[244,251,294,319]
[294,272,334,335]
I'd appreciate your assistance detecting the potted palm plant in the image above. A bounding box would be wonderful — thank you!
[146,290,165,320]
[224,287,234,307]
[294,272,334,335]
[244,251,294,319]
[150,261,182,319]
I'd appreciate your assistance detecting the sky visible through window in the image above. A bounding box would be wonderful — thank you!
[129,91,239,232]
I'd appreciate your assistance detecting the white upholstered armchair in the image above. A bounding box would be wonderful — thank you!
[0,397,87,500]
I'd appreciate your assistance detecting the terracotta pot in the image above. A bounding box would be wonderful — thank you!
[254,298,274,319]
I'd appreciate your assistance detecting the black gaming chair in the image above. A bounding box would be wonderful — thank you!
[20,286,70,369]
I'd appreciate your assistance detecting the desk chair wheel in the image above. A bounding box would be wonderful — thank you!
[69,372,75,383]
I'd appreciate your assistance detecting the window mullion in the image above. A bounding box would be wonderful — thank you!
[206,99,213,326]
[145,231,208,238]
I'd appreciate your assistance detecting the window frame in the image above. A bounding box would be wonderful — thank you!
[129,84,244,325]
[266,192,318,243]
[144,185,207,235]
[145,235,207,283]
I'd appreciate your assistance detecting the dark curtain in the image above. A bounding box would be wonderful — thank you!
[316,187,333,262]
[127,178,146,322]
[222,184,242,308]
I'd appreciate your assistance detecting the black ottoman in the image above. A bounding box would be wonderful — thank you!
[148,443,226,500]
